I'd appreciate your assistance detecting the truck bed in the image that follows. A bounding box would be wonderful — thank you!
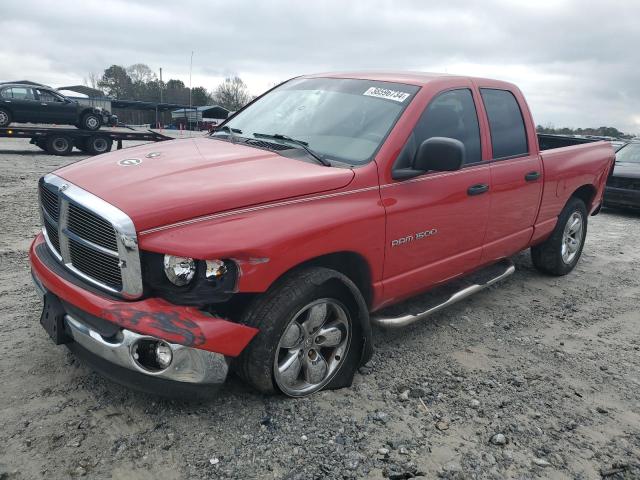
[537,133,598,151]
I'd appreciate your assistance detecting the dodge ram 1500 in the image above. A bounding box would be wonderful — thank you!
[30,72,615,397]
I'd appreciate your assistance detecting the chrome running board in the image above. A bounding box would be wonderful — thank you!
[371,259,515,328]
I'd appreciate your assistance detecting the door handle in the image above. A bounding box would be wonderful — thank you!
[467,183,489,196]
[525,171,540,181]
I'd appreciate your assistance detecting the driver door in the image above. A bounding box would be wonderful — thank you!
[35,88,76,124]
[380,88,491,302]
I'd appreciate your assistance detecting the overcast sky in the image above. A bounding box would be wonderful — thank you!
[1,0,638,133]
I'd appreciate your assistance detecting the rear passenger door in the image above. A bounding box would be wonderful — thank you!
[2,87,39,122]
[479,88,543,262]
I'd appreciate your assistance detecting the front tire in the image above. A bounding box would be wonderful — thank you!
[236,267,364,397]
[80,112,101,131]
[531,197,588,275]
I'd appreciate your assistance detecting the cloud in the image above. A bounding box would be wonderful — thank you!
[1,0,638,132]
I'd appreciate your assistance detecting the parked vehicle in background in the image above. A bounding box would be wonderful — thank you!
[604,142,640,209]
[29,72,614,398]
[0,83,105,130]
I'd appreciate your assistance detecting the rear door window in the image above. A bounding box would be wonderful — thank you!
[480,88,528,159]
[6,87,35,100]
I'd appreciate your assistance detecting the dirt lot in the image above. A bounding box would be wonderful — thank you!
[0,137,639,479]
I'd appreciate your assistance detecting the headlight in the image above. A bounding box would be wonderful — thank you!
[163,255,196,286]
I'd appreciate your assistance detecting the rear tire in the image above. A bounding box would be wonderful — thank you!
[235,267,365,397]
[0,108,11,127]
[85,135,112,155]
[45,135,73,156]
[531,197,588,275]
[80,112,101,131]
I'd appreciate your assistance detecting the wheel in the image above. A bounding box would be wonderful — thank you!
[80,112,101,131]
[531,197,588,275]
[0,108,11,127]
[85,135,112,155]
[45,135,73,156]
[236,267,366,397]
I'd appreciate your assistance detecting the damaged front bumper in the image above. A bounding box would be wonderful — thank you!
[30,234,258,395]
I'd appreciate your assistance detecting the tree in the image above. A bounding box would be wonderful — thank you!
[126,63,156,84]
[83,72,100,90]
[98,65,133,99]
[191,86,211,106]
[212,76,251,111]
[165,79,189,104]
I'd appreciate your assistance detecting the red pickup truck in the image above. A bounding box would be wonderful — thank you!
[30,72,614,397]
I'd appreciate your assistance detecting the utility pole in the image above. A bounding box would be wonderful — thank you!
[159,67,163,103]
[189,51,193,132]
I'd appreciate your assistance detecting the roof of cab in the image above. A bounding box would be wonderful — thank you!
[304,71,517,89]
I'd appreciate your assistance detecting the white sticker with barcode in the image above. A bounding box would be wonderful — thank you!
[363,87,411,103]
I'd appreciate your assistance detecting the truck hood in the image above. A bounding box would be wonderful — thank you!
[56,137,355,232]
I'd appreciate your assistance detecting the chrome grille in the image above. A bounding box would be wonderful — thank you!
[68,203,118,251]
[43,215,60,254]
[40,184,60,221]
[69,238,123,289]
[38,175,142,299]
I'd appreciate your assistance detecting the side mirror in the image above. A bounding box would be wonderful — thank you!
[392,137,465,180]
[414,137,465,172]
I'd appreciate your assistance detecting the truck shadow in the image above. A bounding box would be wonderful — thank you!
[0,148,86,157]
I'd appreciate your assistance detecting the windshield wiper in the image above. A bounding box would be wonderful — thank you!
[253,133,331,166]
[213,125,242,143]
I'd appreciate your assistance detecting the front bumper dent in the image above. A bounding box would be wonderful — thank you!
[29,233,259,393]
[65,314,228,385]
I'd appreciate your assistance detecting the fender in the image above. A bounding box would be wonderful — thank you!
[137,164,387,302]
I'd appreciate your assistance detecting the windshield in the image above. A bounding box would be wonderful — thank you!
[213,77,420,165]
[616,143,640,164]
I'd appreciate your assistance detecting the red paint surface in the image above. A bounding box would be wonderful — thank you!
[31,72,615,334]
[30,235,257,357]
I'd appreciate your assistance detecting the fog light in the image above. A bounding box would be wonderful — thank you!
[132,339,173,371]
[155,342,173,369]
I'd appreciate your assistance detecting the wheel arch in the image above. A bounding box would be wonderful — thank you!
[272,251,374,309]
[570,184,597,211]
[79,107,98,117]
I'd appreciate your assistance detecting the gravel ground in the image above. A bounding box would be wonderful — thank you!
[1,137,639,479]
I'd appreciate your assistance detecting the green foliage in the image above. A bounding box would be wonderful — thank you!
[536,124,632,139]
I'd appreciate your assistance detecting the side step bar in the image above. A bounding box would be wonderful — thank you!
[371,259,515,329]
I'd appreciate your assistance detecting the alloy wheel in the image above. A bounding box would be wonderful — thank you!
[561,211,584,264]
[273,298,351,396]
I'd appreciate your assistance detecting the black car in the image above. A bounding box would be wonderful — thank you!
[604,142,640,209]
[0,83,103,130]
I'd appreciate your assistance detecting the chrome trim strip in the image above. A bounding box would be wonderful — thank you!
[371,259,515,328]
[41,174,143,299]
[140,185,381,236]
[65,315,228,385]
[42,226,63,262]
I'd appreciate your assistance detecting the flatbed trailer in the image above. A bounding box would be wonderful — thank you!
[0,126,173,156]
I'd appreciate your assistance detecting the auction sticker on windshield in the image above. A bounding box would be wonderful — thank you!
[363,87,411,102]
